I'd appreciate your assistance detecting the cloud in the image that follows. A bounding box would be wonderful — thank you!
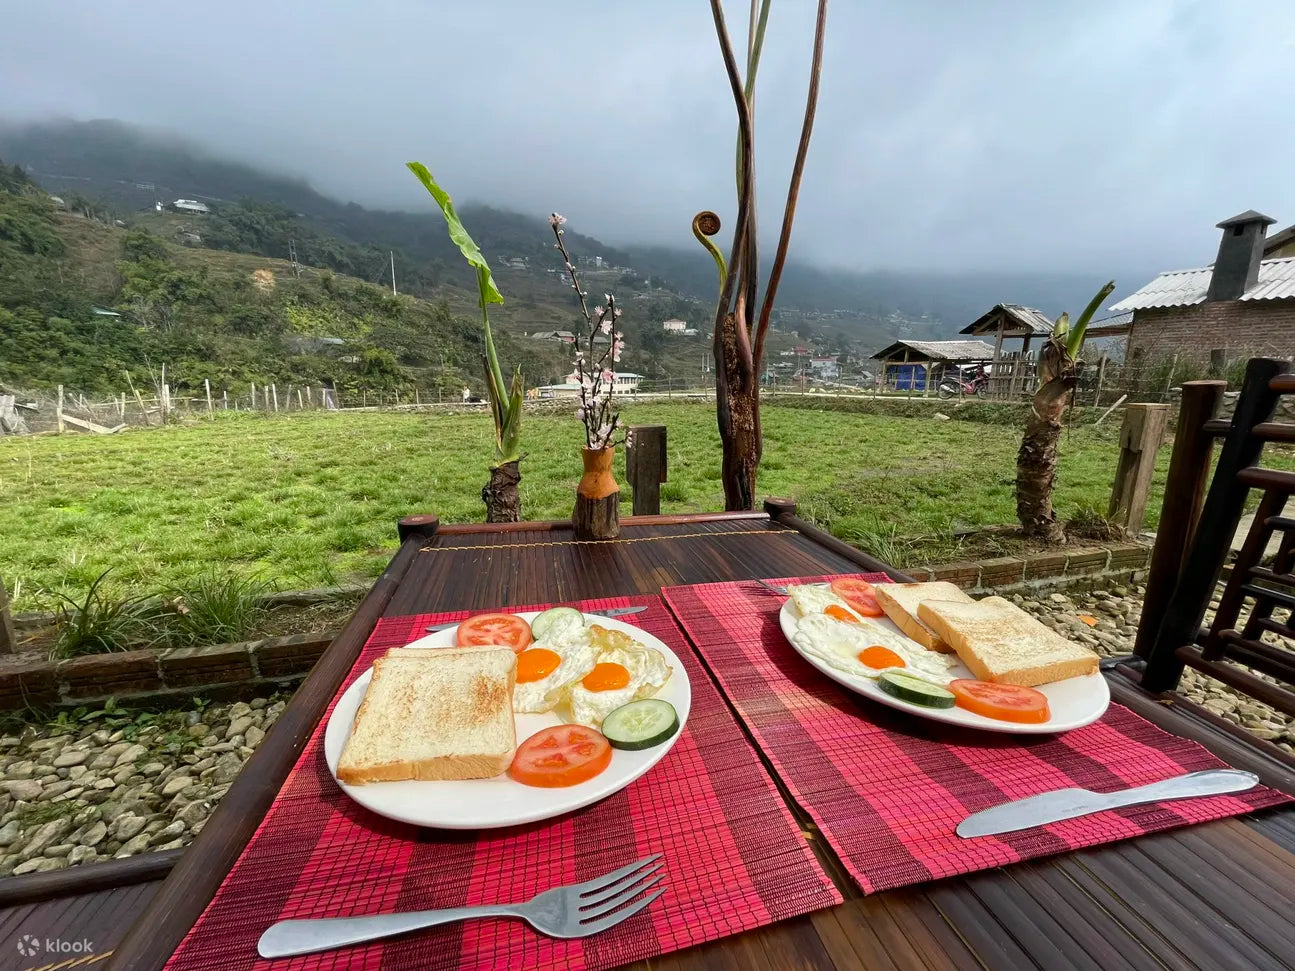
[2,0,1293,279]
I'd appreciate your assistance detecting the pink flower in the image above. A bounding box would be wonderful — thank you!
[603,293,611,303]
[595,423,613,443]
[613,307,623,318]
[600,368,614,384]
[581,375,593,390]
[594,305,604,317]
[599,319,613,334]
[549,213,567,227]
[575,407,586,421]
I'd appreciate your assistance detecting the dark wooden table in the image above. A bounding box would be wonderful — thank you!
[7,508,1295,970]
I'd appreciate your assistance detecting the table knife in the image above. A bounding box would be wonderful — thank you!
[956,769,1260,838]
[424,605,647,634]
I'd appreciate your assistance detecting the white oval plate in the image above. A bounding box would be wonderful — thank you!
[778,598,1108,734]
[324,611,691,829]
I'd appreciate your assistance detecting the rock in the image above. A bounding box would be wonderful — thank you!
[88,742,132,769]
[0,820,19,846]
[229,702,252,719]
[155,838,187,850]
[8,760,36,779]
[42,780,75,798]
[69,845,98,865]
[45,842,74,857]
[176,801,208,830]
[211,754,243,785]
[1049,593,1068,604]
[227,734,245,749]
[110,814,147,842]
[68,764,88,780]
[162,775,194,797]
[114,743,148,767]
[228,715,255,737]
[53,748,90,768]
[141,762,166,777]
[186,723,209,739]
[80,821,107,846]
[37,857,68,872]
[19,818,72,858]
[250,698,268,710]
[116,832,153,857]
[2,780,41,801]
[205,742,236,754]
[150,820,185,845]
[112,765,138,785]
[93,777,117,790]
[12,857,43,875]
[244,726,265,747]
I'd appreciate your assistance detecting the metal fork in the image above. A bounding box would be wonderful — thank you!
[755,578,790,595]
[257,854,665,958]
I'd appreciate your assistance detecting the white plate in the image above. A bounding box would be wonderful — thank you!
[778,597,1108,734]
[324,611,691,829]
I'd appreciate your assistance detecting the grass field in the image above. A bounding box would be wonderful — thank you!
[0,403,1161,611]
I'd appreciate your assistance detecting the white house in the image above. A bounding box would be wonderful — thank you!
[563,371,643,394]
[662,319,687,333]
[173,199,210,215]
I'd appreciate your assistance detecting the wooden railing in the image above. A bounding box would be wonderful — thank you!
[1138,358,1295,713]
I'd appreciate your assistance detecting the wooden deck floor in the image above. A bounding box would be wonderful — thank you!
[6,513,1294,970]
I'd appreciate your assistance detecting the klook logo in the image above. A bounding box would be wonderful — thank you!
[15,935,39,957]
[13,934,94,958]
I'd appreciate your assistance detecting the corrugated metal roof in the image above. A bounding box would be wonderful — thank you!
[1110,257,1295,311]
[959,304,1054,336]
[872,339,997,362]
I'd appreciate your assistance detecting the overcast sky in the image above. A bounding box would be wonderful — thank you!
[3,0,1294,278]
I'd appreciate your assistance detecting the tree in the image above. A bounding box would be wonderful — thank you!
[697,0,829,509]
[1016,281,1116,541]
[408,163,524,522]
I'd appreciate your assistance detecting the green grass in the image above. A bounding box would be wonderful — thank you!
[0,404,1165,611]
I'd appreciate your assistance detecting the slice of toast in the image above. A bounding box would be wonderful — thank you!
[337,645,516,784]
[916,596,1099,687]
[873,582,973,653]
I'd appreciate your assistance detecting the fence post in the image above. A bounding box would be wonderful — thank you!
[205,379,213,414]
[625,425,667,516]
[56,385,65,433]
[223,390,228,410]
[272,384,279,412]
[1134,381,1226,662]
[1108,403,1170,537]
[297,388,304,409]
[0,576,16,655]
[1209,348,1226,378]
[1094,352,1108,408]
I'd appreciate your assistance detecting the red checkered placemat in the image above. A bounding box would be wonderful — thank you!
[165,595,841,971]
[662,575,1291,894]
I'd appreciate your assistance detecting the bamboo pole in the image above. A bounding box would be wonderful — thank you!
[297,388,304,409]
[56,385,65,433]
[271,384,279,412]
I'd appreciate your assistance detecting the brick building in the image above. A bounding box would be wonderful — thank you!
[1110,210,1295,363]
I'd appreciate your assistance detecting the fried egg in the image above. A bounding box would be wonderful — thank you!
[568,625,672,729]
[792,613,955,685]
[512,617,599,713]
[787,583,863,622]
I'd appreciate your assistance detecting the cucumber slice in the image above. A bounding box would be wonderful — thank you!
[602,699,680,750]
[878,672,956,709]
[530,606,585,640]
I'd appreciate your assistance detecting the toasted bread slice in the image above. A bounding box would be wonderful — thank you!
[916,596,1099,687]
[873,582,973,653]
[337,645,516,784]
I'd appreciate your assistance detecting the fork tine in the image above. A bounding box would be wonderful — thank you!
[578,887,666,935]
[580,862,664,909]
[575,854,661,897]
[580,874,664,922]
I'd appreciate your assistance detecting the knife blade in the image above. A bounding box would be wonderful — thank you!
[424,605,647,634]
[956,769,1260,838]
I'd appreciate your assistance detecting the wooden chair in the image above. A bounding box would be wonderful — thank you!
[1139,357,1295,716]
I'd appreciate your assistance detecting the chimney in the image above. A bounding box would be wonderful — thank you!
[1207,209,1276,301]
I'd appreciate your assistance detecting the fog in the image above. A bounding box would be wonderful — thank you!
[3,0,1293,275]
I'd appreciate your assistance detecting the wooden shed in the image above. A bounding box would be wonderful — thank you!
[959,304,1054,397]
[871,339,996,392]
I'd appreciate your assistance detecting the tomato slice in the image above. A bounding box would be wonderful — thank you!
[508,725,613,788]
[949,679,1051,724]
[455,612,533,652]
[830,577,884,617]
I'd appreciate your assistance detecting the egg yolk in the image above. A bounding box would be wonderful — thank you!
[824,604,859,623]
[515,648,562,683]
[582,662,631,691]
[858,646,906,670]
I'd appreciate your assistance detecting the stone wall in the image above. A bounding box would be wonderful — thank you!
[1128,300,1295,364]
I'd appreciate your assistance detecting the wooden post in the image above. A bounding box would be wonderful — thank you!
[0,576,16,655]
[397,514,440,543]
[414,388,420,406]
[1094,351,1108,408]
[251,383,258,409]
[223,390,228,410]
[625,425,667,515]
[297,388,304,409]
[204,379,213,414]
[271,384,279,412]
[1134,381,1226,661]
[1108,403,1170,537]
[306,386,314,408]
[991,321,1005,397]
[1209,348,1226,378]
[56,384,65,433]
[119,392,127,418]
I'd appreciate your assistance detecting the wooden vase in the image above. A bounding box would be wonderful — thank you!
[572,446,620,540]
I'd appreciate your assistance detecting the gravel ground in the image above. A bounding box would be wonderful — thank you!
[2,585,1292,876]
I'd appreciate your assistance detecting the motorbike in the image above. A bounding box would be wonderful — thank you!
[937,368,988,399]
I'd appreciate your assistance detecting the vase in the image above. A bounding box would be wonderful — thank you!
[572,446,620,540]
